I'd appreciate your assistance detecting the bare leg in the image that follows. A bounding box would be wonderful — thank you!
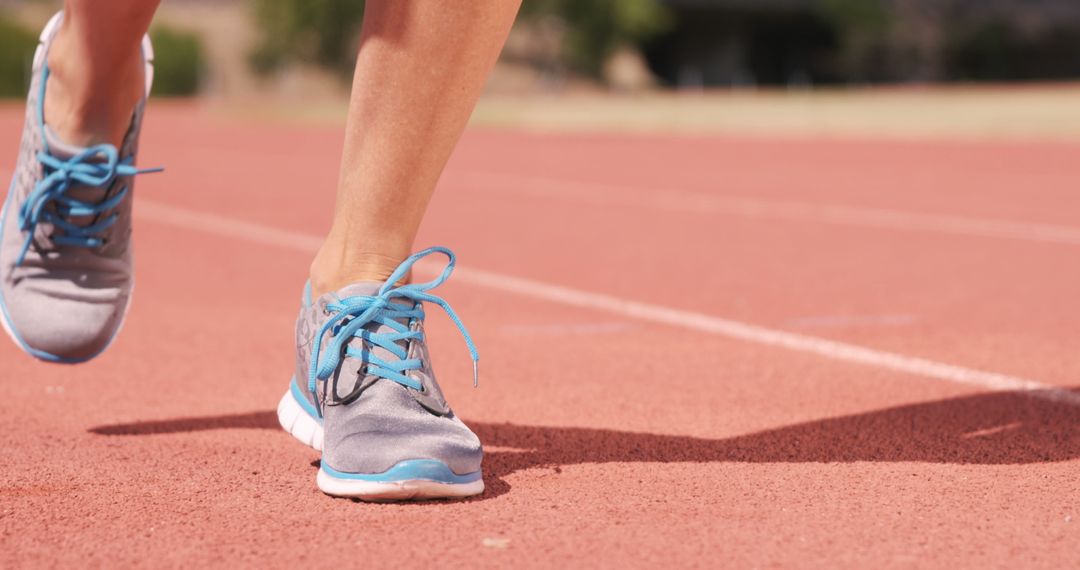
[44,0,159,147]
[310,0,521,296]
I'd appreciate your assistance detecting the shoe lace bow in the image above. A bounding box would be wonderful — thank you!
[307,247,480,411]
[16,143,161,265]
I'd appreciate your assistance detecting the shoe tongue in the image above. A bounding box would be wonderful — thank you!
[329,281,383,300]
[327,280,414,329]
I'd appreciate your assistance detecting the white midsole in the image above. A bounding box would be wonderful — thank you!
[276,388,324,451]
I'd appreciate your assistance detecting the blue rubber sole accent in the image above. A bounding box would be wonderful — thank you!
[320,459,483,485]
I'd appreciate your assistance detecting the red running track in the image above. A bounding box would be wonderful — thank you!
[1,103,1077,568]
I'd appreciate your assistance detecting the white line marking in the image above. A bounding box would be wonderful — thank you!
[135,199,1080,406]
[137,200,323,251]
[785,314,918,330]
[461,171,1080,247]
[452,266,1079,405]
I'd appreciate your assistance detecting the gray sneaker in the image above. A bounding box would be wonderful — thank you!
[277,247,485,501]
[0,12,159,363]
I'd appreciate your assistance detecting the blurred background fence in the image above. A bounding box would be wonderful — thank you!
[2,0,1080,99]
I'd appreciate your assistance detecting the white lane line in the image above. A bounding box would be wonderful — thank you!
[453,266,1079,405]
[461,171,1080,247]
[137,200,323,251]
[785,314,918,330]
[135,199,1080,406]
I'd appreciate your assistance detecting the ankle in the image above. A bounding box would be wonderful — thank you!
[309,247,411,299]
[43,23,145,147]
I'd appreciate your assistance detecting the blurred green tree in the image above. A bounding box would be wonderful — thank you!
[0,14,38,98]
[520,0,672,78]
[247,0,669,82]
[149,26,206,96]
[818,0,892,81]
[249,0,366,78]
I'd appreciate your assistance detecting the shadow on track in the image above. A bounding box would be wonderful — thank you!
[90,389,1079,500]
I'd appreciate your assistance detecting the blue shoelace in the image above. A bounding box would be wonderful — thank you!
[307,247,480,413]
[15,143,161,266]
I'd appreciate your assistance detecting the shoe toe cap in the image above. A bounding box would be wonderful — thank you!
[2,285,127,362]
[328,417,483,477]
[322,383,483,476]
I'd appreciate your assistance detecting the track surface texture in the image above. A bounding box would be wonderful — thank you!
[1,103,1078,568]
